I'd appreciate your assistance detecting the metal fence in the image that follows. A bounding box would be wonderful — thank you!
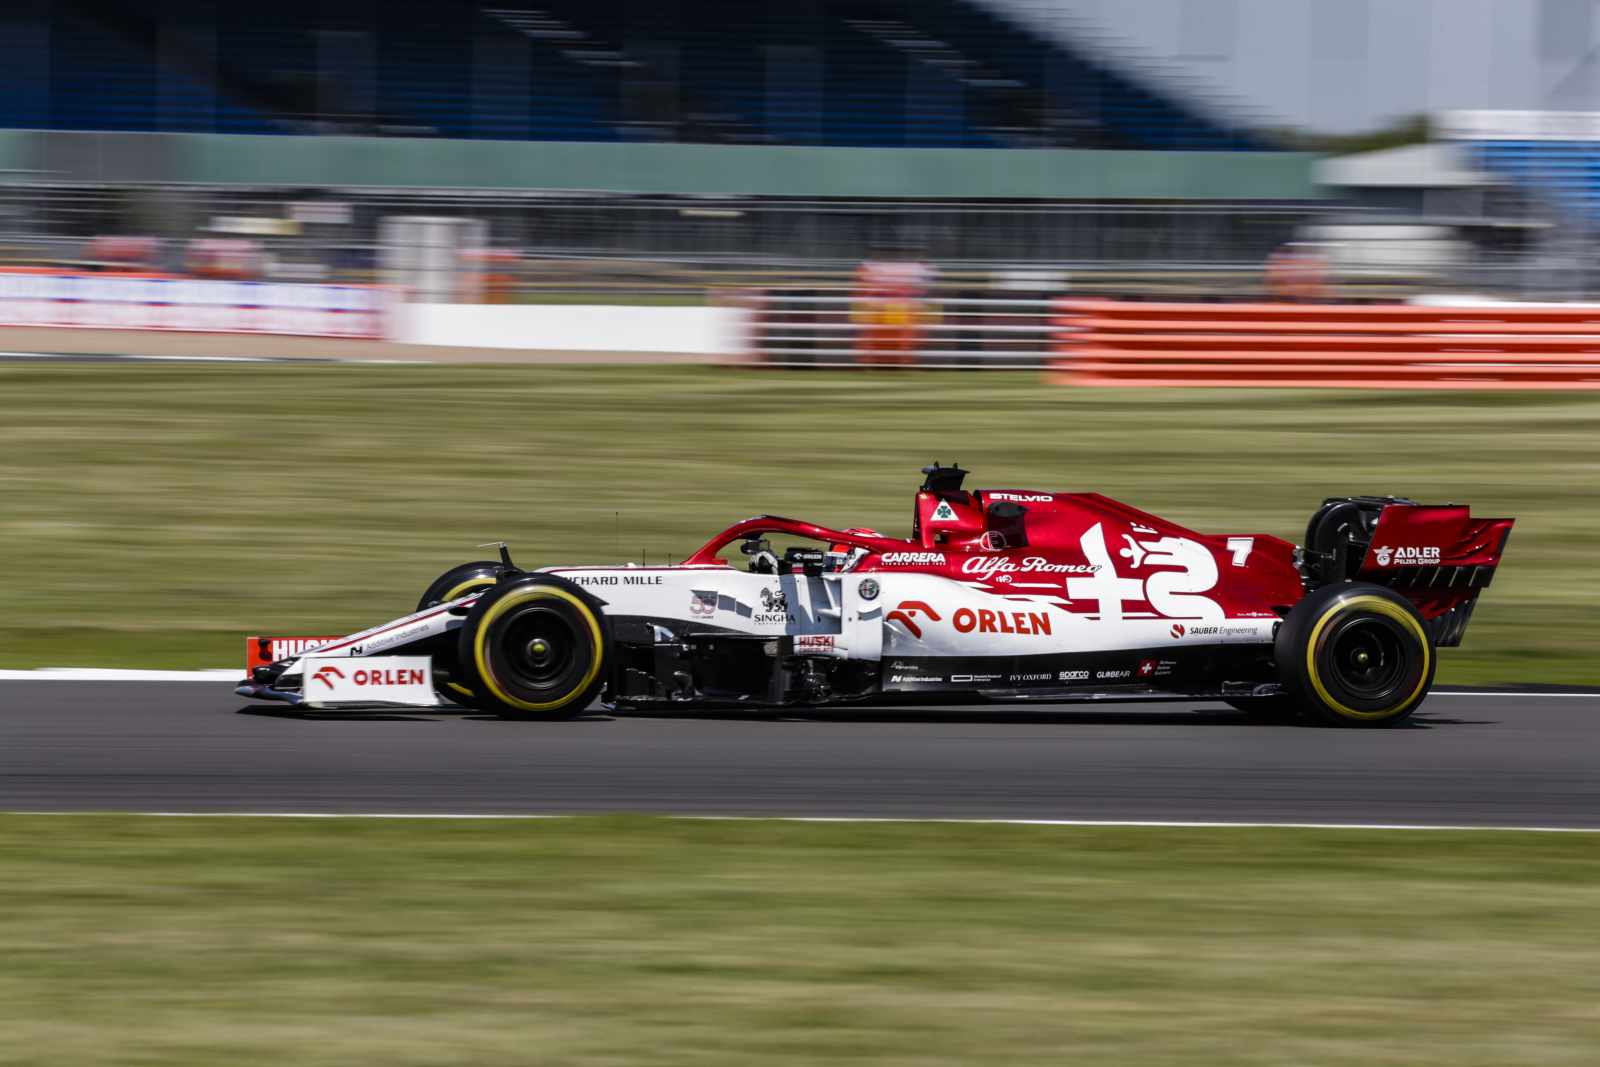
[745,287,1060,367]
[1,177,1577,313]
[0,179,1331,294]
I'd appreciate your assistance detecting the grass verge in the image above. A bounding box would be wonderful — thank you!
[0,364,1595,682]
[2,816,1599,1066]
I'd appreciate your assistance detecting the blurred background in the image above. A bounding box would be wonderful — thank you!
[5,0,1600,343]
[2,0,1597,675]
[4,9,1600,1065]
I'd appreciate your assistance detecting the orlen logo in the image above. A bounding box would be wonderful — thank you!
[952,607,1052,636]
[886,600,941,639]
[311,664,347,689]
[313,664,427,688]
[358,667,424,685]
[1170,623,1186,639]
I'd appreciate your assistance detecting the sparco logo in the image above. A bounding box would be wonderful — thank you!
[880,551,945,565]
[885,600,940,639]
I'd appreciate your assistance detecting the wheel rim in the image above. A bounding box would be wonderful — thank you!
[1314,608,1424,718]
[490,604,587,697]
[1328,618,1405,699]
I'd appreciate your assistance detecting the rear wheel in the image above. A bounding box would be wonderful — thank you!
[455,574,608,719]
[417,560,506,705]
[1275,583,1435,727]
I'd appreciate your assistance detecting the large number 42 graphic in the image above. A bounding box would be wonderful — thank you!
[1065,523,1225,623]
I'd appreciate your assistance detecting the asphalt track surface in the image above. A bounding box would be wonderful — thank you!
[2,681,1598,825]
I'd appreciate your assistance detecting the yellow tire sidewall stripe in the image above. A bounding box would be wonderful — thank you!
[472,586,604,713]
[1305,594,1431,721]
[439,575,499,696]
[441,575,498,602]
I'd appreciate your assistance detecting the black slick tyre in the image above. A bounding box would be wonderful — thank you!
[1275,582,1435,728]
[417,560,507,613]
[417,560,508,705]
[455,574,608,719]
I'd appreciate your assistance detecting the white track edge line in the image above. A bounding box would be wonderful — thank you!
[2,811,1599,832]
[1434,692,1599,698]
[0,667,1595,698]
[0,669,240,681]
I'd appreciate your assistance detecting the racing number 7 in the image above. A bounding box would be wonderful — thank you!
[1226,537,1254,568]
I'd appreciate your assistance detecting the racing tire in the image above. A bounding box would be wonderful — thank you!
[417,560,507,613]
[1274,583,1435,728]
[417,560,508,705]
[454,574,609,720]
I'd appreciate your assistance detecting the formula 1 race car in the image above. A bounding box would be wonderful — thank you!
[237,464,1513,727]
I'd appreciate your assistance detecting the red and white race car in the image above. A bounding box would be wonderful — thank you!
[238,464,1512,727]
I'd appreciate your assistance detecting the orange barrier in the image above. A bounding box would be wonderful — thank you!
[1051,299,1600,389]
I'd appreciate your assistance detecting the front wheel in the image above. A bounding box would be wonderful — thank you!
[417,560,508,705]
[454,574,609,719]
[1275,583,1435,727]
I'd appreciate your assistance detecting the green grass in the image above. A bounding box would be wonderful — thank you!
[2,816,1599,1066]
[1,364,1596,683]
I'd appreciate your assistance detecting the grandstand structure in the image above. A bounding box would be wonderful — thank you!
[1435,112,1600,227]
[0,0,1261,150]
[0,1,1344,305]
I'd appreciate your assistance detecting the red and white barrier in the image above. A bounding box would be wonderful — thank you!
[0,272,391,338]
[1052,298,1600,389]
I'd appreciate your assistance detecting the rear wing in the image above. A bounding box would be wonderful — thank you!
[1358,504,1513,581]
[1303,498,1512,646]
